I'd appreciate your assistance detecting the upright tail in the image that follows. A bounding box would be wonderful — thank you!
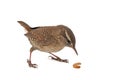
[17,21,32,32]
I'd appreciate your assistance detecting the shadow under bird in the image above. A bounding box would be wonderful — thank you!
[18,21,78,68]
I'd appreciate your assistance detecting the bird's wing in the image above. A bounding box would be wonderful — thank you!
[25,29,57,46]
[40,35,56,46]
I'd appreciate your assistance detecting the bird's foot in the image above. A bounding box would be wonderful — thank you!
[49,56,69,63]
[27,59,38,68]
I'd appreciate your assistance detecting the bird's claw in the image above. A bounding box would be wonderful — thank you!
[61,59,69,63]
[27,59,38,68]
[48,56,69,63]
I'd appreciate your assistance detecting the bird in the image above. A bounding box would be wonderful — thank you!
[17,21,78,68]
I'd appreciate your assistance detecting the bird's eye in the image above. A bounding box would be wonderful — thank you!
[67,40,72,46]
[67,40,71,44]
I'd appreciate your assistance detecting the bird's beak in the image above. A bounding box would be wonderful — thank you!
[73,47,78,56]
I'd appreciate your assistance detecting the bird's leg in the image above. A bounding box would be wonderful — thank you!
[27,47,38,68]
[49,53,69,63]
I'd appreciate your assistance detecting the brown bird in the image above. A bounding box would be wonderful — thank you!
[18,21,78,68]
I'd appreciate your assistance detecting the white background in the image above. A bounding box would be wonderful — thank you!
[0,0,120,80]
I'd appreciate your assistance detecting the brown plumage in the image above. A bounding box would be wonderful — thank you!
[18,21,78,68]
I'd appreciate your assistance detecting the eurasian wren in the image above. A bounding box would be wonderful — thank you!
[18,21,78,68]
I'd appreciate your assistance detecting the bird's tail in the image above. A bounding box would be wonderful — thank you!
[17,21,32,32]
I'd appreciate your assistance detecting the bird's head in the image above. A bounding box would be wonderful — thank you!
[64,27,78,55]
